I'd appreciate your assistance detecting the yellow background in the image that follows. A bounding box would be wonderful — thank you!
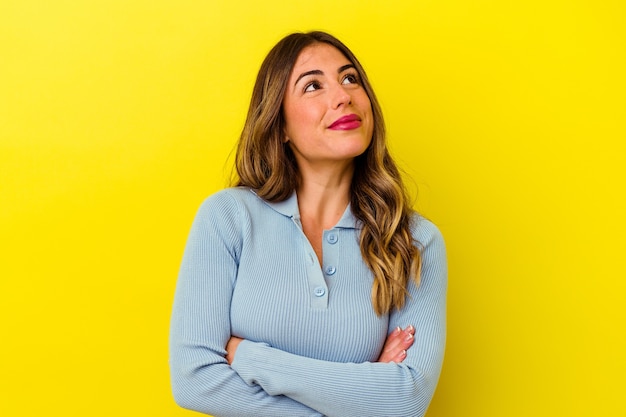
[1,1,624,416]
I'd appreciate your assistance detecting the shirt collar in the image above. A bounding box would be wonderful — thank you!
[250,188,360,230]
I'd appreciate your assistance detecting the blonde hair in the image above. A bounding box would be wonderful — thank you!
[234,31,421,315]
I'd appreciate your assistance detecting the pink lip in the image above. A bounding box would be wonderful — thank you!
[328,114,361,130]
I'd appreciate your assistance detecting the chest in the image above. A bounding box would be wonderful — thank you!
[229,217,388,363]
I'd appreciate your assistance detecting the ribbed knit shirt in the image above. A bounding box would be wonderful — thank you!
[169,187,447,417]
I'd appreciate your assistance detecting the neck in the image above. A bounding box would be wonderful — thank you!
[296,161,354,230]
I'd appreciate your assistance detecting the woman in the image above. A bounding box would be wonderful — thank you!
[169,31,447,417]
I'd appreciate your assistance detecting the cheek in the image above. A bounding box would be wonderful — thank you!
[361,103,374,139]
[284,102,302,124]
[283,111,299,140]
[356,94,373,121]
[284,105,320,139]
[366,119,374,141]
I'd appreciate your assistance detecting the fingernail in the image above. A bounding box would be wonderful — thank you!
[393,326,401,334]
[407,325,415,333]
[405,333,414,342]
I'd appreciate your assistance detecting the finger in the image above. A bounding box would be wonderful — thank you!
[400,330,414,349]
[390,349,407,363]
[386,326,415,350]
[385,332,414,360]
[388,326,402,339]
[382,328,404,353]
[388,333,415,363]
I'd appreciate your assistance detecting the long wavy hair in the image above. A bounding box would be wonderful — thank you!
[234,31,422,315]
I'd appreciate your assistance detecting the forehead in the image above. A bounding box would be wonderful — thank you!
[290,43,352,75]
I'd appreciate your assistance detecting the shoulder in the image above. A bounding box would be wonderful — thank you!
[189,187,250,229]
[410,213,445,250]
[201,186,256,206]
[195,187,282,228]
[197,187,260,214]
[409,213,447,278]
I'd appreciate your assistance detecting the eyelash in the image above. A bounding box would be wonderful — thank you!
[342,73,359,85]
[304,81,322,92]
[303,72,360,93]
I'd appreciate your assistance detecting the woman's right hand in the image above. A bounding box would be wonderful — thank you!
[377,325,415,363]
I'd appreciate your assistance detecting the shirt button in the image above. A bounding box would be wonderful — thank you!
[325,265,336,275]
[314,286,326,297]
[326,233,338,244]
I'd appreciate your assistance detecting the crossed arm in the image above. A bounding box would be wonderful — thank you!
[226,325,416,366]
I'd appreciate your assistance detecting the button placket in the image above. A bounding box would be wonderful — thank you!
[323,228,340,287]
[295,219,328,309]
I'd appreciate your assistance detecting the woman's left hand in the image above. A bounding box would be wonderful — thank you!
[377,325,415,363]
[226,336,244,365]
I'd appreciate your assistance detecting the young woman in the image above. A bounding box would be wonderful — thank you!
[169,31,447,417]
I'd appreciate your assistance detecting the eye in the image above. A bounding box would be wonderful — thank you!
[304,81,322,92]
[342,73,359,85]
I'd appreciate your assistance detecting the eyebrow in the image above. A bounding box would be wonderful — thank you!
[294,64,356,87]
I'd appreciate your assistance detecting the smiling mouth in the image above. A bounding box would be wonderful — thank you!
[328,114,361,130]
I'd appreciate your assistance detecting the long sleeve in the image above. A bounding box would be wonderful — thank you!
[230,219,447,417]
[169,192,323,417]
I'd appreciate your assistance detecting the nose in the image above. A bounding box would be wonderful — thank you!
[330,84,352,109]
